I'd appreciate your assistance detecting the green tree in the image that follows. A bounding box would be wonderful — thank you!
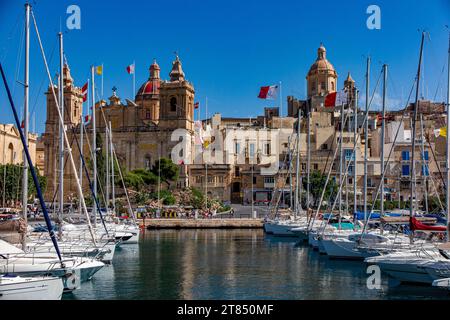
[151,158,179,188]
[0,164,46,205]
[123,171,145,190]
[131,169,158,185]
[302,170,338,209]
[424,195,445,213]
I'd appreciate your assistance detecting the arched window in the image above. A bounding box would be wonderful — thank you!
[331,81,335,91]
[144,154,151,170]
[8,143,14,163]
[170,97,177,112]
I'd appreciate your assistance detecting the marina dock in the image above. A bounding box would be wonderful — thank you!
[141,218,264,229]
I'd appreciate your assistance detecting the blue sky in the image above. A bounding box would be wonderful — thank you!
[0,0,449,134]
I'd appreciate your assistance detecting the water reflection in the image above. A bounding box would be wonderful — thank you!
[66,229,450,300]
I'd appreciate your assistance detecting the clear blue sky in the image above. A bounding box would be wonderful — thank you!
[0,0,449,134]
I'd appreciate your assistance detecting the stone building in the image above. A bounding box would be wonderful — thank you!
[40,44,446,211]
[0,124,37,166]
[42,55,195,200]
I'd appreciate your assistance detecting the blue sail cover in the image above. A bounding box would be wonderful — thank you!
[353,211,402,220]
[424,214,447,225]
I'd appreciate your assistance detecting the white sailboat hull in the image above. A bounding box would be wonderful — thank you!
[0,275,64,300]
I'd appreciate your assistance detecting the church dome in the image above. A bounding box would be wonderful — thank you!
[136,59,161,96]
[307,44,336,77]
[137,79,160,95]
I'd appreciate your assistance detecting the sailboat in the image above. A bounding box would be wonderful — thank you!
[264,102,311,237]
[0,3,107,294]
[0,274,63,300]
[364,31,450,285]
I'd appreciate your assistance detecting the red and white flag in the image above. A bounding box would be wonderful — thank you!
[258,85,279,100]
[194,102,199,109]
[84,115,91,124]
[81,82,88,102]
[324,90,348,107]
[126,64,135,74]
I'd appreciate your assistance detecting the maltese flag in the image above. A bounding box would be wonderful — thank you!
[258,85,279,100]
[81,82,88,102]
[126,63,135,74]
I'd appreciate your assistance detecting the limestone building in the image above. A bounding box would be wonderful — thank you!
[42,55,195,200]
[0,124,37,166]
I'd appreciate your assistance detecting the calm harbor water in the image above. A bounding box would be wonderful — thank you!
[64,229,450,300]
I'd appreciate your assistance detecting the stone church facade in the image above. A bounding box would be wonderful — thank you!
[42,55,194,201]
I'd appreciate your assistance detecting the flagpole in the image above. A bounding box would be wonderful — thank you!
[205,96,208,211]
[91,65,97,227]
[279,81,282,117]
[133,61,136,98]
[101,63,104,99]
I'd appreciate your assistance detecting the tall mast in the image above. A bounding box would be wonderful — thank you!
[105,116,110,212]
[58,31,64,236]
[288,136,293,210]
[364,57,370,224]
[410,32,425,243]
[110,121,115,214]
[205,96,208,210]
[353,89,358,230]
[419,114,428,214]
[21,2,30,250]
[380,64,387,233]
[91,66,97,227]
[339,101,344,229]
[446,31,450,241]
[306,101,311,220]
[294,109,301,218]
[79,116,83,189]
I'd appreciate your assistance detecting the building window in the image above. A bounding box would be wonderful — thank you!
[422,165,429,176]
[345,149,354,160]
[423,151,429,161]
[207,176,214,184]
[146,109,151,119]
[314,163,318,170]
[235,142,240,154]
[195,176,203,184]
[402,164,410,176]
[145,155,151,170]
[253,176,257,184]
[249,143,255,157]
[218,176,224,184]
[232,182,241,193]
[264,177,275,184]
[349,178,353,184]
[321,144,328,150]
[263,143,271,155]
[170,97,177,112]
[235,166,240,177]
[401,151,410,161]
[301,163,306,171]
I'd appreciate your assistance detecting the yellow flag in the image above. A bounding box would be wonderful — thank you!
[440,126,447,138]
[96,65,103,75]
